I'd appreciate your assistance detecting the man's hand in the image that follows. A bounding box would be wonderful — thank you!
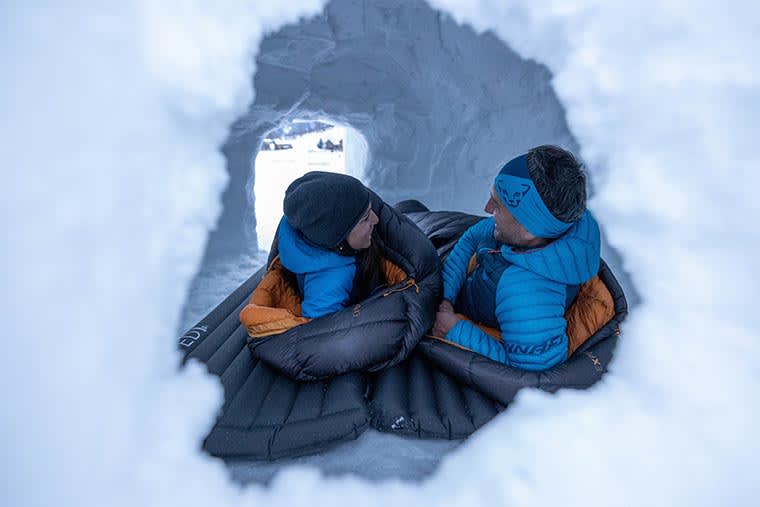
[432,299,461,337]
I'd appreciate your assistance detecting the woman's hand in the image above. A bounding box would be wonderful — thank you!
[432,300,460,337]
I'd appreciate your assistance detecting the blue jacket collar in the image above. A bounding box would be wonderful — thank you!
[499,210,600,284]
[277,217,356,274]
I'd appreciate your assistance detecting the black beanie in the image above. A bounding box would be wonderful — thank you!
[283,171,371,249]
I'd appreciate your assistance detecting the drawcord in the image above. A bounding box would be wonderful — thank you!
[382,278,419,297]
[353,279,418,317]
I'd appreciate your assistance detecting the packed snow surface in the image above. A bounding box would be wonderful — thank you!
[4,1,759,507]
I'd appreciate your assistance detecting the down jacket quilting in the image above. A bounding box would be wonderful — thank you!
[442,211,601,370]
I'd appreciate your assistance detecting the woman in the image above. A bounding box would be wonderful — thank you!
[276,170,384,318]
[239,170,442,381]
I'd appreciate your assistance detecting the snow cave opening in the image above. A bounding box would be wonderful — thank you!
[180,0,636,484]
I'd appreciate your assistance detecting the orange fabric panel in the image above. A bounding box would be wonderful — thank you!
[248,258,302,315]
[240,305,310,338]
[430,275,615,358]
[381,258,408,285]
[240,256,410,339]
[241,258,309,338]
[466,253,478,275]
[565,275,615,356]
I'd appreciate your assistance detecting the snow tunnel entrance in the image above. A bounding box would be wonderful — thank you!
[253,119,369,251]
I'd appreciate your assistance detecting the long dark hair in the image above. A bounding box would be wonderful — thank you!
[351,230,387,301]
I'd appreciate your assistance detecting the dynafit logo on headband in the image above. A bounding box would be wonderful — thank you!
[504,182,531,207]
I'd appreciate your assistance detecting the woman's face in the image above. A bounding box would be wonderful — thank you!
[346,205,379,250]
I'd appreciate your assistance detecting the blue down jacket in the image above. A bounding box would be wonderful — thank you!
[277,217,357,318]
[442,211,600,371]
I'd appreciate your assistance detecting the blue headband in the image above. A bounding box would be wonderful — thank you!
[493,154,573,238]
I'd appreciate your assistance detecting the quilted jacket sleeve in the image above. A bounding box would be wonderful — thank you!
[445,266,568,371]
[442,218,493,302]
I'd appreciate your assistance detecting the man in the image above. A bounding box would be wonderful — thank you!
[431,145,600,371]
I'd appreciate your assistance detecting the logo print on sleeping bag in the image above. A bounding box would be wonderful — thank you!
[505,183,531,207]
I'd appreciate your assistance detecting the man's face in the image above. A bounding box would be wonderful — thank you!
[485,186,539,247]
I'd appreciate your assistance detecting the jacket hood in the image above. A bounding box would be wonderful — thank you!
[500,210,600,285]
[277,216,356,274]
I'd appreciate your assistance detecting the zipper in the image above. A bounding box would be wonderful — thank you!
[382,278,420,297]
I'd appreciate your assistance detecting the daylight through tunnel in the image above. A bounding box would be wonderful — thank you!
[205,0,578,264]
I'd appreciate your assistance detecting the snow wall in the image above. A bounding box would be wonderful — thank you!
[4,1,759,507]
